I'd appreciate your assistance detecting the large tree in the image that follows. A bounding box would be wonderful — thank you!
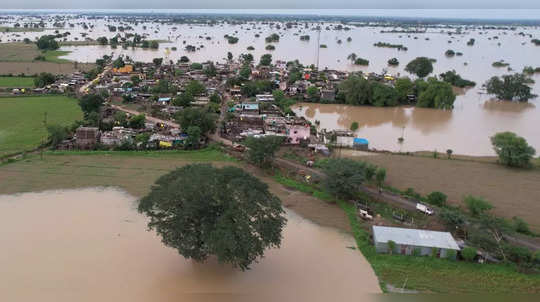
[405,57,434,78]
[78,94,104,116]
[337,75,372,106]
[490,132,536,168]
[138,164,286,270]
[321,158,367,200]
[485,73,537,102]
[244,136,285,167]
[175,107,217,134]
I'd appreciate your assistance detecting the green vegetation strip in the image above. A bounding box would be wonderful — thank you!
[44,148,236,162]
[274,174,540,293]
[0,77,35,88]
[42,50,72,63]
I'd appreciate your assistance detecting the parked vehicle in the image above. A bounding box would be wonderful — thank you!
[416,203,434,215]
[358,209,373,220]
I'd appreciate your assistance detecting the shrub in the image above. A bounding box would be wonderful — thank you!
[412,248,421,256]
[350,122,359,131]
[446,249,457,260]
[464,195,493,217]
[426,191,447,207]
[461,247,477,262]
[387,240,396,254]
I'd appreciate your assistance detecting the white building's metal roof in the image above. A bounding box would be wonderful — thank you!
[373,226,460,250]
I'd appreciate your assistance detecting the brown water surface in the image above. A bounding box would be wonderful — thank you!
[0,188,380,301]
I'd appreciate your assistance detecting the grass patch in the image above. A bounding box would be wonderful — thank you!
[44,148,236,162]
[0,96,82,156]
[42,50,72,63]
[273,173,333,202]
[0,76,35,88]
[275,175,540,293]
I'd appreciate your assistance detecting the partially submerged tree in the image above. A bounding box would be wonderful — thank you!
[405,57,434,78]
[138,164,286,270]
[490,132,536,168]
[485,73,537,102]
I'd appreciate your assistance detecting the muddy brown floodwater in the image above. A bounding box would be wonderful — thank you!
[0,188,381,302]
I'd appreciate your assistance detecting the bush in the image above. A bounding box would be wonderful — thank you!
[426,191,447,207]
[354,58,369,66]
[464,195,493,217]
[461,247,477,262]
[512,217,532,235]
[412,247,421,256]
[387,240,396,254]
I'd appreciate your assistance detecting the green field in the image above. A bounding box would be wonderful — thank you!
[0,77,35,88]
[0,96,82,156]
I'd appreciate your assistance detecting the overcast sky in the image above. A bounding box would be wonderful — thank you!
[1,1,539,9]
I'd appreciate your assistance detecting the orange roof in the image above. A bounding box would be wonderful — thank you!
[112,65,133,73]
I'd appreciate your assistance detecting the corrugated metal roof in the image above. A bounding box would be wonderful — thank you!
[373,226,460,250]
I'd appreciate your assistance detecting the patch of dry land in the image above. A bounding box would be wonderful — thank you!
[0,150,350,232]
[0,43,94,75]
[353,153,540,231]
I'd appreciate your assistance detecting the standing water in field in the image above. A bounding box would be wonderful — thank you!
[0,188,380,301]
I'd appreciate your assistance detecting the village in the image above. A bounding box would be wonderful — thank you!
[20,54,382,152]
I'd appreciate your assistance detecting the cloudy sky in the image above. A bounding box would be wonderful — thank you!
[1,0,539,9]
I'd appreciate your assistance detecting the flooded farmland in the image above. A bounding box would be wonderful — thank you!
[0,188,381,301]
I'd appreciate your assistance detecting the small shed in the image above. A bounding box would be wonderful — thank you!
[353,138,369,151]
[372,226,459,258]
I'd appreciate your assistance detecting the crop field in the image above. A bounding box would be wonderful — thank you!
[0,77,35,87]
[354,153,540,232]
[0,96,82,156]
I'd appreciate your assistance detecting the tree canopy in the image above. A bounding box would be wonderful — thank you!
[138,164,286,270]
[490,132,536,168]
[405,57,434,78]
[244,136,285,167]
[34,72,56,88]
[36,35,59,50]
[485,73,537,102]
[321,158,368,200]
[78,94,104,116]
[416,78,456,109]
[175,107,217,134]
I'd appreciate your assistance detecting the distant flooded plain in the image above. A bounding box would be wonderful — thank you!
[0,188,380,301]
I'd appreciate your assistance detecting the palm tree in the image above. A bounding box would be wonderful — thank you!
[347,53,357,64]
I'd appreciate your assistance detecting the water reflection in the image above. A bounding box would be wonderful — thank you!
[482,99,536,113]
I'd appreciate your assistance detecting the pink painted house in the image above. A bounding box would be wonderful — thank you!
[287,124,310,144]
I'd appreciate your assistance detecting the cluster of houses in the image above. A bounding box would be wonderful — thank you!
[6,72,88,95]
[78,56,379,151]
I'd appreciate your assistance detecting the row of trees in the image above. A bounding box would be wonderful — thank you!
[336,75,456,109]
